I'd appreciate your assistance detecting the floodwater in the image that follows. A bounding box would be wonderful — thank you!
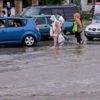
[0,37,100,100]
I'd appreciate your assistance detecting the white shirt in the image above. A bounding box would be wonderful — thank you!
[58,16,65,26]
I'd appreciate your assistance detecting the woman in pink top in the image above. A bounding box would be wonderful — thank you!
[73,13,83,46]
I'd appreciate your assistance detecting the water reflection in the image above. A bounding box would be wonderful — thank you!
[73,45,84,55]
[50,47,60,58]
[0,47,34,55]
[0,46,49,55]
[0,45,84,56]
[0,47,25,55]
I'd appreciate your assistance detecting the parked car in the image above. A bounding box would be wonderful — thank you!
[0,17,41,46]
[32,15,74,38]
[20,5,81,21]
[84,19,100,40]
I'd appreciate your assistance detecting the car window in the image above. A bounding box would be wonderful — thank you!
[22,7,41,17]
[52,8,64,16]
[96,20,100,23]
[35,17,46,25]
[20,7,30,16]
[64,7,80,20]
[0,19,5,28]
[7,19,27,27]
[46,16,52,24]
[40,8,52,15]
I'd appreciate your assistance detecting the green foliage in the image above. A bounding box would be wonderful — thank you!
[82,13,92,20]
[73,0,81,6]
[21,0,64,6]
[39,0,64,5]
[22,0,65,7]
[23,0,32,7]
[4,0,65,7]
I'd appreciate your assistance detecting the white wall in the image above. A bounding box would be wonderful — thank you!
[67,0,70,4]
[81,0,93,11]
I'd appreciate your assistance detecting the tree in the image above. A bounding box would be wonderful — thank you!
[3,0,65,7]
[73,0,82,11]
[73,0,81,6]
[23,0,32,7]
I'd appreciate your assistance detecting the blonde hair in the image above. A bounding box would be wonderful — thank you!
[73,13,81,19]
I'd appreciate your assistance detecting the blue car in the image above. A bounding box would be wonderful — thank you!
[0,17,41,47]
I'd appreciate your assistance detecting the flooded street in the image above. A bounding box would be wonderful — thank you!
[0,36,100,100]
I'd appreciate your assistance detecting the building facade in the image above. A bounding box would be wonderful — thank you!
[81,0,94,11]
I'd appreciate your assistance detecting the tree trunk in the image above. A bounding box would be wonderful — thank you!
[15,0,22,15]
[32,0,38,5]
[0,0,3,15]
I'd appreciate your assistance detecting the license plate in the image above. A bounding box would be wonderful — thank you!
[91,32,100,34]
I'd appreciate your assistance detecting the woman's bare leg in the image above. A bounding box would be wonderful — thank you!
[53,36,58,47]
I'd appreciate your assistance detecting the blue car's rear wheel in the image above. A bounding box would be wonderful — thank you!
[23,35,36,47]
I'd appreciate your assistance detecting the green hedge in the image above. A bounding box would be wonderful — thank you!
[82,13,92,20]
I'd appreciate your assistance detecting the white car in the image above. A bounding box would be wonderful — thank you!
[84,20,100,40]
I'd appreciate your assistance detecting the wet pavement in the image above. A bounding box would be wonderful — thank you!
[0,35,100,100]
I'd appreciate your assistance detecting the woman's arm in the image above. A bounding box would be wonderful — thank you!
[76,18,83,32]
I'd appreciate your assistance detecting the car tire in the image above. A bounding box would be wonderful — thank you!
[87,36,93,41]
[23,35,36,47]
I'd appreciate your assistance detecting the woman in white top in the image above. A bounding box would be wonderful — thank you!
[56,13,65,27]
[50,15,61,48]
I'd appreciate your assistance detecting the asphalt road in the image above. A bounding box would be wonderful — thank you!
[0,35,100,100]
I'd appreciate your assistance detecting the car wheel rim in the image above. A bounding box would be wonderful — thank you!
[25,36,35,46]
